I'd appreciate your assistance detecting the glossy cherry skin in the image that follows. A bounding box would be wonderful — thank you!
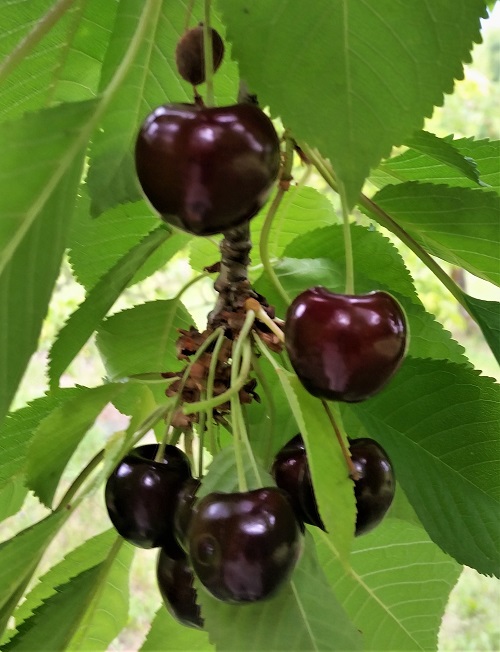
[105,444,191,553]
[175,25,225,86]
[271,435,324,530]
[135,103,280,235]
[188,487,302,603]
[285,287,408,402]
[174,477,202,551]
[156,548,203,629]
[350,438,395,536]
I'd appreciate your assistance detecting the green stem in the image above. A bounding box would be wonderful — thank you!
[230,335,249,493]
[183,0,197,31]
[156,327,224,461]
[173,271,209,302]
[183,312,256,414]
[197,394,207,477]
[205,330,225,461]
[259,137,295,307]
[250,350,276,465]
[55,448,104,512]
[203,0,214,106]
[339,181,355,294]
[0,0,75,85]
[321,400,359,480]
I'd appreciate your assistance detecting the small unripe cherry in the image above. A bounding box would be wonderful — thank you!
[175,24,225,86]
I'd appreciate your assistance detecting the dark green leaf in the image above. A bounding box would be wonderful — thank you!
[371,182,500,287]
[453,137,500,193]
[197,535,362,651]
[69,194,191,290]
[26,384,125,508]
[219,0,485,206]
[4,537,133,651]
[141,607,211,651]
[315,517,461,651]
[49,226,171,388]
[349,357,500,577]
[0,478,28,524]
[87,0,238,216]
[95,299,194,380]
[0,0,117,119]
[462,294,500,365]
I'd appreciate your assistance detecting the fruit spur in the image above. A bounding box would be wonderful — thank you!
[104,16,407,633]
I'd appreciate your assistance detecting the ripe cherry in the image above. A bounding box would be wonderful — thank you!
[350,437,395,536]
[271,435,324,530]
[135,103,280,235]
[174,477,201,551]
[188,487,302,603]
[285,287,408,402]
[104,444,191,553]
[156,548,203,629]
[176,24,224,86]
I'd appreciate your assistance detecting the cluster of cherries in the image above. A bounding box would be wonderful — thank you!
[104,21,407,630]
[105,434,395,628]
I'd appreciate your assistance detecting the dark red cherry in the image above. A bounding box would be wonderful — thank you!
[350,438,395,536]
[156,548,203,629]
[188,487,302,603]
[135,103,280,235]
[271,435,324,530]
[174,477,201,550]
[176,24,225,86]
[104,444,191,552]
[285,288,408,402]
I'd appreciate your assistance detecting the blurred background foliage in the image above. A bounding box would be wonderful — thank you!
[0,5,499,652]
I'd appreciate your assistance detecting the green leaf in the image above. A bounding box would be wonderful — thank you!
[26,383,125,508]
[87,0,238,216]
[371,183,500,287]
[275,371,356,565]
[463,294,500,364]
[49,226,171,388]
[254,225,470,367]
[5,537,133,651]
[349,357,500,577]
[95,299,194,380]
[315,517,461,651]
[69,194,191,290]
[0,0,117,119]
[0,388,83,495]
[141,607,211,651]
[402,131,482,185]
[0,477,28,524]
[374,136,500,192]
[197,535,362,651]
[0,511,69,637]
[218,0,486,206]
[8,530,118,643]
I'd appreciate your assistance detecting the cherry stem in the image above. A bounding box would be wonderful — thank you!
[321,400,360,481]
[183,0,196,31]
[55,449,105,512]
[259,136,295,307]
[183,313,255,414]
[155,327,224,461]
[245,297,285,342]
[202,0,215,107]
[197,393,207,477]
[173,271,210,302]
[339,181,355,295]
[250,349,277,466]
[204,329,225,470]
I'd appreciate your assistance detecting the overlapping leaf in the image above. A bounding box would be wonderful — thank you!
[49,225,171,388]
[218,0,486,206]
[95,299,194,380]
[141,607,211,651]
[315,518,461,651]
[347,357,500,576]
[371,182,500,287]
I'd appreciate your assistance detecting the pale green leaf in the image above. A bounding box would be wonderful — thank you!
[0,511,69,637]
[197,536,362,651]
[141,607,211,651]
[87,0,238,216]
[0,477,28,524]
[95,299,195,380]
[218,0,485,206]
[0,0,117,119]
[349,357,500,577]
[9,530,117,642]
[463,294,500,365]
[69,194,191,290]
[26,384,125,508]
[4,538,133,651]
[315,517,461,651]
[372,183,500,286]
[49,226,171,388]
